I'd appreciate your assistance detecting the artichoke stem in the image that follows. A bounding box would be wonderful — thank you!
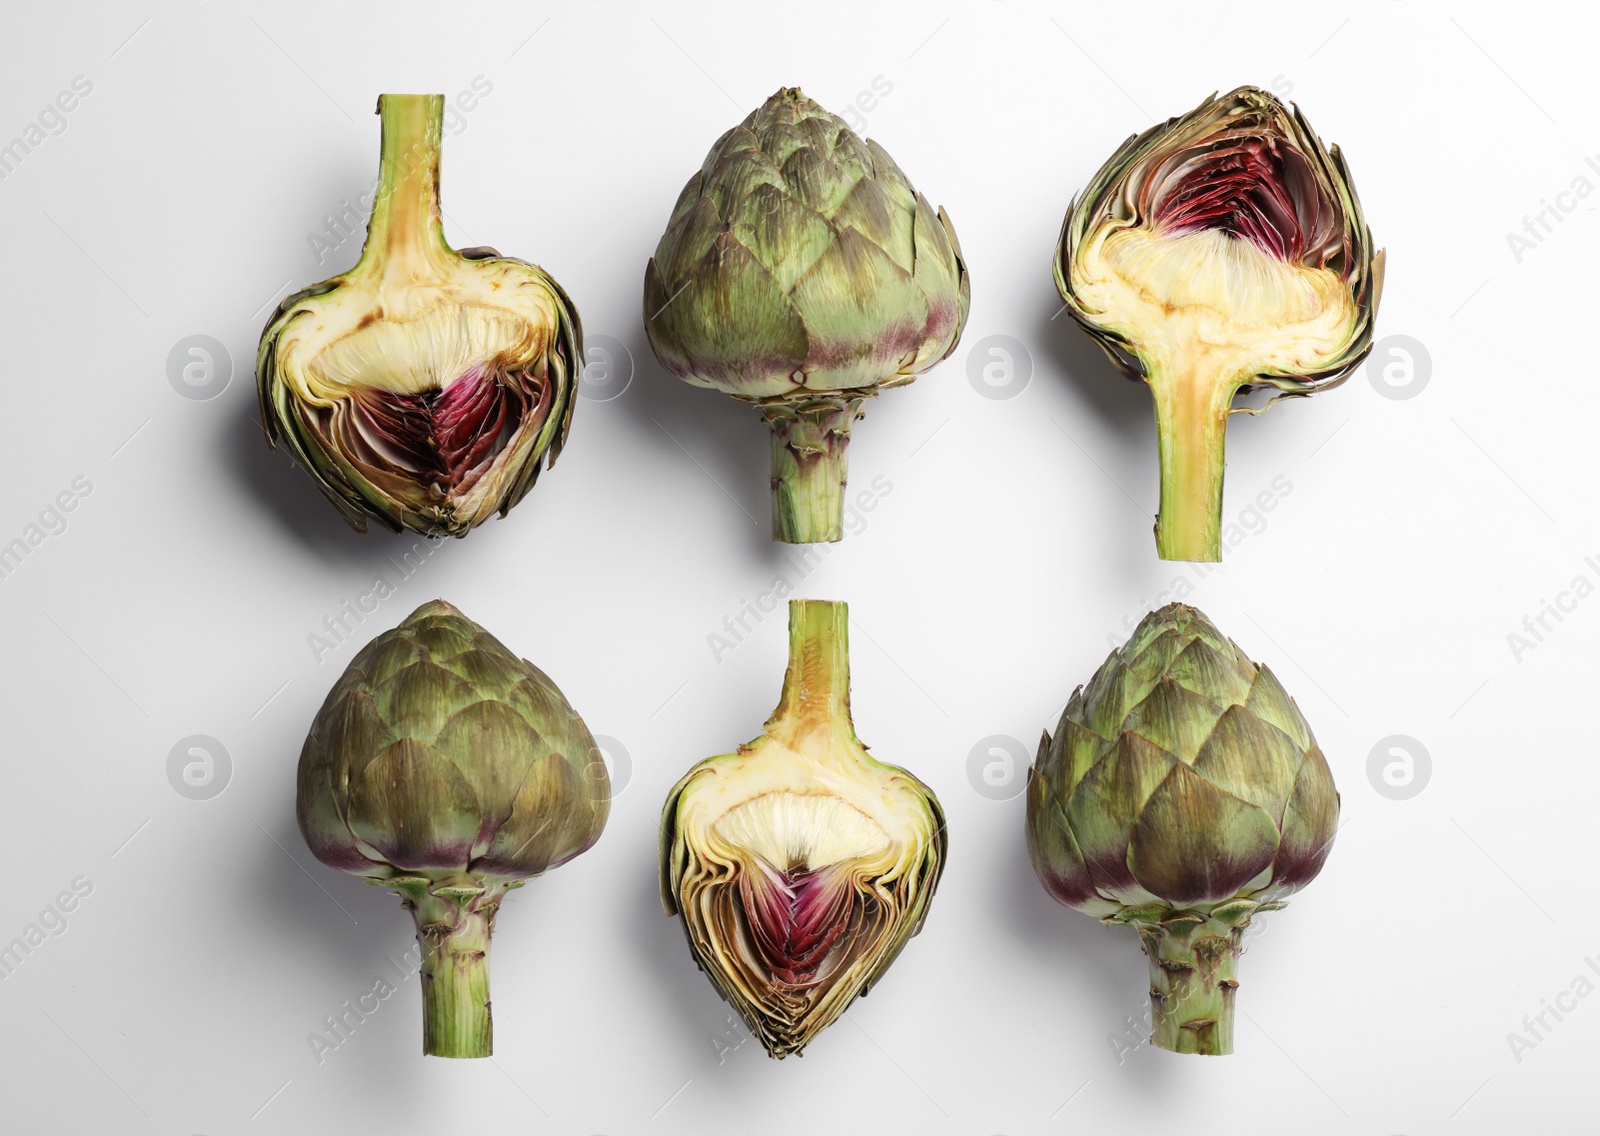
[408,886,498,1059]
[1150,372,1238,563]
[770,598,853,729]
[1136,916,1242,1056]
[762,396,867,544]
[364,94,449,281]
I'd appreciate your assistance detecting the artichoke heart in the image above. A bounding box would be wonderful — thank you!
[259,94,581,537]
[1056,86,1383,562]
[1026,603,1338,1056]
[644,88,969,544]
[296,600,609,1058]
[660,600,946,1058]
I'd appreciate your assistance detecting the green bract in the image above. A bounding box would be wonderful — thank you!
[660,600,946,1057]
[1026,604,1338,1055]
[297,600,609,1058]
[644,88,969,543]
[259,94,582,538]
[1055,86,1382,562]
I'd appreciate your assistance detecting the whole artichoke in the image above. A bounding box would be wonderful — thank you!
[297,600,609,1058]
[1055,86,1382,562]
[1026,604,1337,1055]
[259,94,582,537]
[660,599,946,1057]
[644,88,969,543]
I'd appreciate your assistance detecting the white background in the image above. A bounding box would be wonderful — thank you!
[1,2,1593,1133]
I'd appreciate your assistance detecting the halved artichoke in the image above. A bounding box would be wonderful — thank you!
[258,94,581,537]
[1055,86,1382,561]
[660,599,946,1057]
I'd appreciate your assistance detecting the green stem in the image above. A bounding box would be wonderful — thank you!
[770,599,852,728]
[405,883,500,1059]
[1150,371,1239,563]
[761,396,866,544]
[1135,914,1242,1056]
[360,94,452,281]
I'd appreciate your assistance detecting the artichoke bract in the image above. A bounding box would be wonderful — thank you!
[660,600,946,1057]
[297,600,609,1058]
[644,88,969,544]
[259,94,582,537]
[1055,87,1383,562]
[1026,604,1338,1056]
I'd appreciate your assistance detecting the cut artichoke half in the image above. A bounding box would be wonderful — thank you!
[259,94,581,537]
[660,599,946,1058]
[1055,86,1382,562]
[1071,227,1358,389]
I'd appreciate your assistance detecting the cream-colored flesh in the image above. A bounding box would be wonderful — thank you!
[274,262,558,402]
[714,791,891,869]
[1072,226,1357,386]
[307,302,535,397]
[682,732,933,874]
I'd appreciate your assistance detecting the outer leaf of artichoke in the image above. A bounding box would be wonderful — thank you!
[1026,603,1337,1056]
[258,94,582,538]
[645,88,969,544]
[1055,87,1383,562]
[659,599,946,1057]
[297,599,609,1058]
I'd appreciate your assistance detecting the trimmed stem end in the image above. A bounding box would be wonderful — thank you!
[403,883,499,1059]
[1137,915,1242,1056]
[771,599,852,729]
[364,93,450,280]
[1151,376,1236,563]
[763,396,867,544]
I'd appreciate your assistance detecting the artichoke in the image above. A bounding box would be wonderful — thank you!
[297,600,608,1058]
[660,599,946,1057]
[1025,604,1337,1056]
[1055,86,1383,562]
[644,88,969,544]
[259,94,582,537]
